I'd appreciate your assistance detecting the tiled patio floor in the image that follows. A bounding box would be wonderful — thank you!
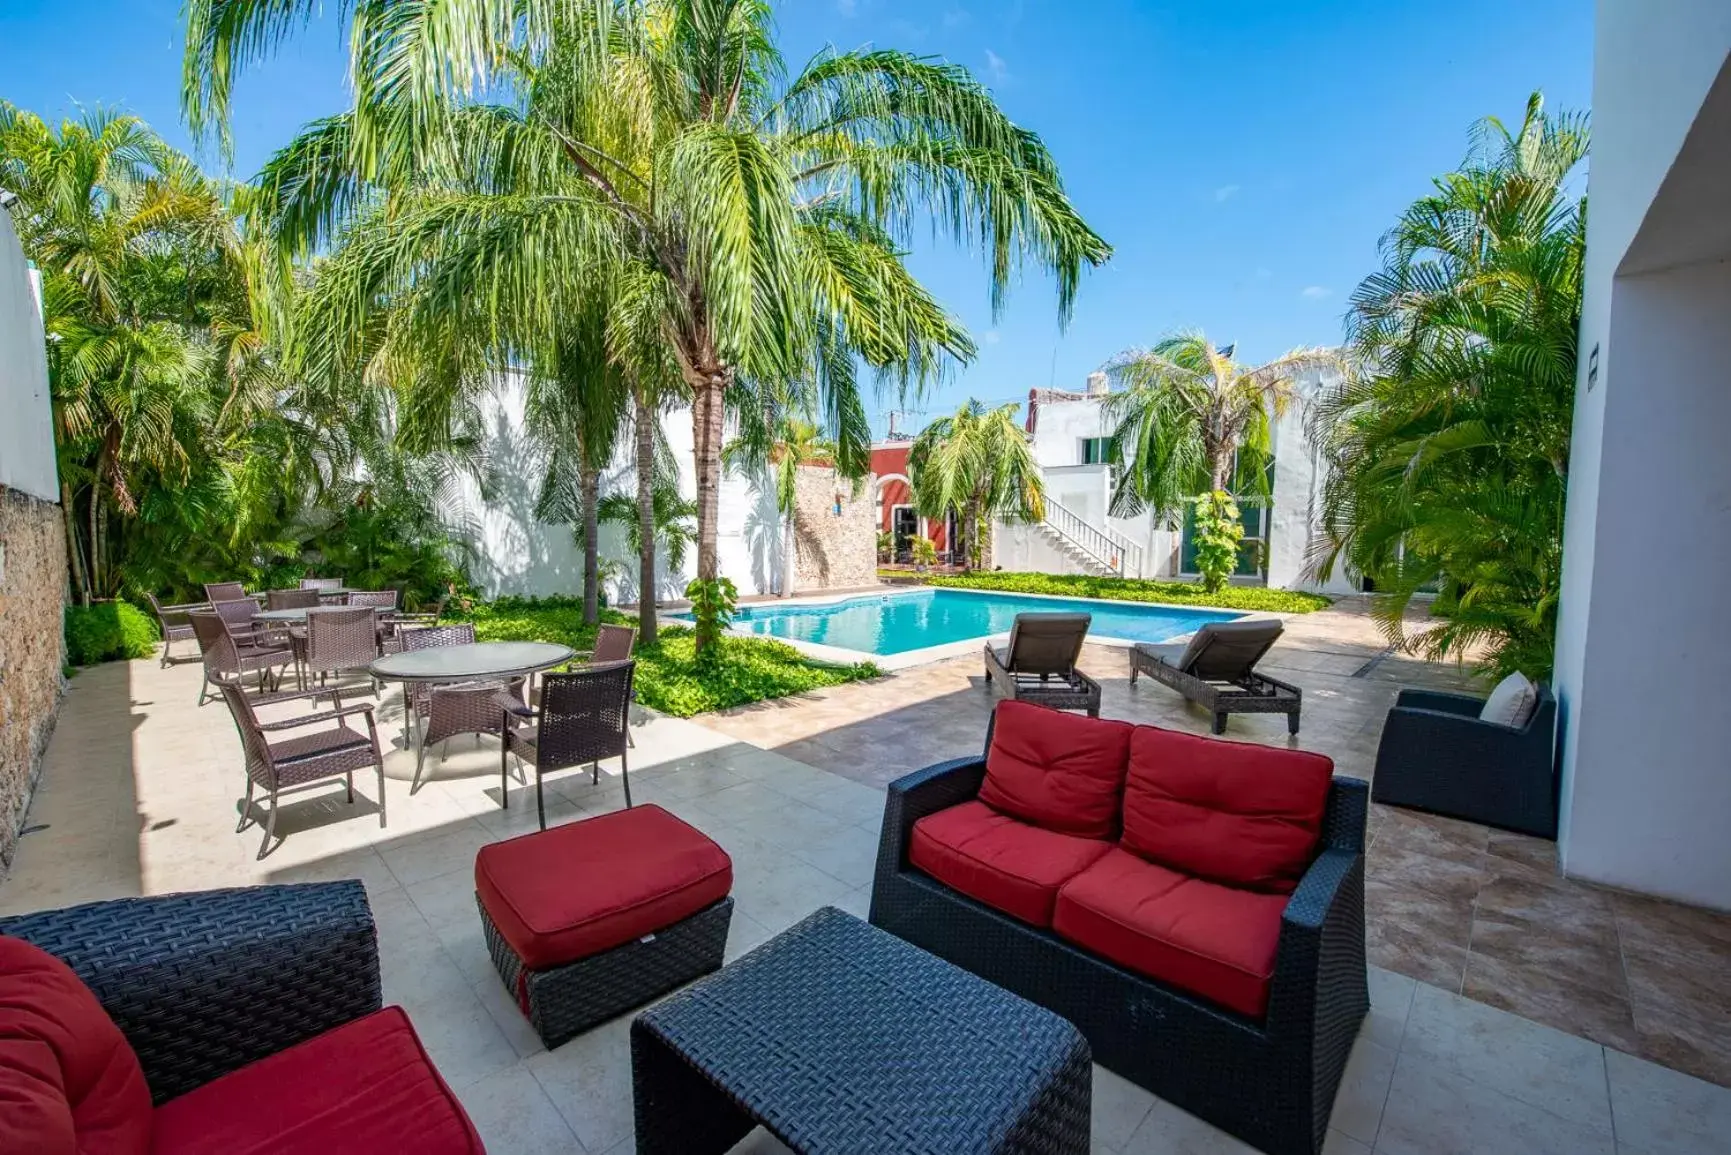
[699,597,1731,1092]
[0,620,1726,1153]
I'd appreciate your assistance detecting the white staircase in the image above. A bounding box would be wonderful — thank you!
[1037,499,1144,579]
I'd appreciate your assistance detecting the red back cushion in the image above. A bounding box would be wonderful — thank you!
[1122,726,1334,893]
[0,936,152,1155]
[978,701,1134,838]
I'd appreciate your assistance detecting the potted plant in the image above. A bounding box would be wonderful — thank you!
[911,535,938,573]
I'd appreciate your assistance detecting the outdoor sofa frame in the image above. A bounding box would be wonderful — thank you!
[869,737,1368,1155]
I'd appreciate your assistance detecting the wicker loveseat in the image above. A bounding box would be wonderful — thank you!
[869,701,1368,1155]
[0,881,483,1153]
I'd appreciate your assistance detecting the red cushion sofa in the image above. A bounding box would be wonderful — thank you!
[871,700,1369,1155]
[0,882,483,1155]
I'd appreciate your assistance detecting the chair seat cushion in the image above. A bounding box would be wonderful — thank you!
[977,700,1133,838]
[1122,725,1333,894]
[1053,848,1289,1019]
[475,804,732,970]
[910,800,1113,928]
[0,936,152,1155]
[149,1007,482,1155]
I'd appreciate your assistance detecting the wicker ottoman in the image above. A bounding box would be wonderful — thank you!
[475,804,734,1049]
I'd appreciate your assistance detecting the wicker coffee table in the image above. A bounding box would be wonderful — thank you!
[630,906,1090,1154]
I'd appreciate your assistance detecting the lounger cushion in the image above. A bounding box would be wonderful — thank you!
[1053,847,1288,1019]
[150,1007,483,1154]
[978,701,1133,838]
[475,804,732,970]
[1122,725,1333,893]
[1479,672,1538,728]
[911,800,1114,927]
[0,935,152,1155]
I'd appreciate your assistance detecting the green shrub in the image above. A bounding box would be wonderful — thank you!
[912,571,1331,614]
[1191,491,1246,594]
[64,601,159,666]
[455,600,879,717]
[683,576,738,659]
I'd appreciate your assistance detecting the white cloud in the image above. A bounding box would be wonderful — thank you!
[1300,285,1332,300]
[984,49,1009,84]
[1213,184,1240,203]
[981,329,1001,345]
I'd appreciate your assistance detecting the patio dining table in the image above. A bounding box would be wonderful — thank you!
[254,605,383,624]
[369,641,575,752]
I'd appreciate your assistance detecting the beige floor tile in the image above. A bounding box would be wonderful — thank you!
[527,1013,637,1153]
[457,1062,582,1153]
[1605,1047,1731,1155]
[1376,1052,1614,1155]
[1090,1064,1155,1151]
[1331,1038,1396,1144]
[1121,1096,1257,1154]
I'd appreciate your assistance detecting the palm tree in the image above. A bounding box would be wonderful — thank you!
[183,0,1110,651]
[1310,93,1586,677]
[908,400,1045,569]
[1101,332,1338,586]
[725,387,838,596]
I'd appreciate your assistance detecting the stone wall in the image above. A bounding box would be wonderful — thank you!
[0,486,66,871]
[791,466,878,591]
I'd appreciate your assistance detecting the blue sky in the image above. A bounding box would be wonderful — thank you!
[1,1,1593,435]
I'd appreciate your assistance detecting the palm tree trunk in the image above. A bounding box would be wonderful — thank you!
[88,473,103,598]
[581,463,600,626]
[689,369,727,586]
[633,388,658,645]
[62,483,91,606]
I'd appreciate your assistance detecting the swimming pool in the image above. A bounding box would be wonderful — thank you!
[678,588,1245,656]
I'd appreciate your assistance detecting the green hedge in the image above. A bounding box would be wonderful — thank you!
[457,597,880,717]
[65,601,159,666]
[901,571,1332,614]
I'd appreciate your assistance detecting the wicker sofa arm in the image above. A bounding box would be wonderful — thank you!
[0,881,380,1104]
[1393,688,1484,716]
[1267,846,1366,1032]
[874,758,988,881]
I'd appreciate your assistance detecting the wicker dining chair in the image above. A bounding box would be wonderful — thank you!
[204,581,248,604]
[381,594,448,655]
[399,622,524,792]
[266,588,322,611]
[300,577,344,592]
[347,590,401,652]
[190,611,293,706]
[302,607,381,696]
[145,593,205,668]
[216,681,386,860]
[498,661,636,829]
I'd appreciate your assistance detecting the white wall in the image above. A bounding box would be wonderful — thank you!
[1556,3,1731,906]
[0,213,57,502]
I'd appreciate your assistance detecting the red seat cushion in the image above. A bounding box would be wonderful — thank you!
[977,700,1134,838]
[149,1007,481,1155]
[910,800,1113,927]
[1053,848,1289,1019]
[0,935,152,1155]
[475,803,732,970]
[1122,725,1334,893]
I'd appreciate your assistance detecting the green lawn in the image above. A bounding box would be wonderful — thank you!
[456,597,881,718]
[887,570,1332,614]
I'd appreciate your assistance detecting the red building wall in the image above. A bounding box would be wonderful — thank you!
[871,442,949,553]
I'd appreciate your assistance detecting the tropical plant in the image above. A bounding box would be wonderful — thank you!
[876,529,894,562]
[1102,331,1339,572]
[910,535,938,571]
[185,0,1110,653]
[1309,92,1586,678]
[1190,491,1245,594]
[908,400,1045,570]
[684,575,738,661]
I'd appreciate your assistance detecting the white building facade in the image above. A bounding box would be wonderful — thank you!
[992,368,1359,596]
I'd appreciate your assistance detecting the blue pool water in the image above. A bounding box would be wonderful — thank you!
[680,589,1244,656]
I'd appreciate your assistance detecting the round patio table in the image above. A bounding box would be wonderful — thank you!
[369,641,575,751]
[255,605,382,624]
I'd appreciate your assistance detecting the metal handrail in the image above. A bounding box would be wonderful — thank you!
[1041,497,1144,578]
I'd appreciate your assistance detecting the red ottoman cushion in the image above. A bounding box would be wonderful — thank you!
[977,700,1134,838]
[0,935,152,1155]
[475,804,733,970]
[910,800,1113,927]
[149,1007,482,1154]
[1122,725,1334,893]
[1053,848,1289,1019]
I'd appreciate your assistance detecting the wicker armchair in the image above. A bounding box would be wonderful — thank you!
[499,661,636,829]
[1371,686,1560,838]
[218,680,386,859]
[400,622,524,791]
[190,611,293,705]
[303,606,381,696]
[267,588,322,611]
[203,581,248,603]
[146,593,205,668]
[0,882,380,1103]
